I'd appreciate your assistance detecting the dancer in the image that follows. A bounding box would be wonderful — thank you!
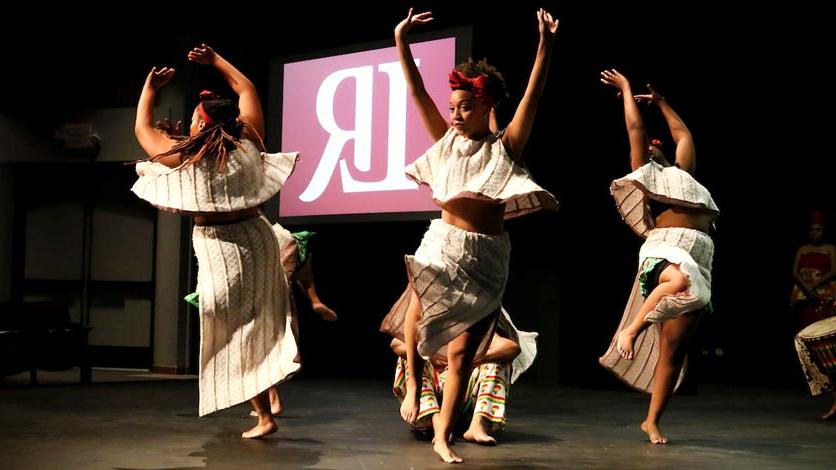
[184,226,337,417]
[247,225,337,417]
[391,309,537,445]
[132,44,299,438]
[791,212,836,419]
[272,225,338,323]
[598,70,719,444]
[380,8,559,463]
[791,211,836,328]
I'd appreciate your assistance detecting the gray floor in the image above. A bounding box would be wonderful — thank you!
[0,370,833,469]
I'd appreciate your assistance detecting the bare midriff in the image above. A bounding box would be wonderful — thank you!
[655,205,714,234]
[439,198,506,235]
[193,207,260,226]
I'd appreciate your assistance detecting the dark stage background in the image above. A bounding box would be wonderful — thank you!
[2,1,833,388]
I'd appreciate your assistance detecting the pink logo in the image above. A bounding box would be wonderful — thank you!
[279,38,455,218]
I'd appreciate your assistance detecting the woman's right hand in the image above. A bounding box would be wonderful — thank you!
[187,44,217,66]
[537,8,559,41]
[600,68,631,93]
[145,66,175,91]
[634,83,665,104]
[395,8,433,38]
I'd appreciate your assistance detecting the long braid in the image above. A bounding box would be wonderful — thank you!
[137,93,263,172]
[150,123,239,172]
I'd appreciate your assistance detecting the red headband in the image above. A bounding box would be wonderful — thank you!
[811,211,825,225]
[449,70,494,108]
[196,90,218,127]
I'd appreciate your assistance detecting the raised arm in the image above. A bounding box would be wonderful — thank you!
[636,84,695,174]
[477,335,521,366]
[135,67,181,166]
[601,69,648,171]
[188,44,264,140]
[502,8,558,161]
[395,8,448,141]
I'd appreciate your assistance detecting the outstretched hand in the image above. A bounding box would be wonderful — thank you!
[537,8,559,39]
[395,8,433,37]
[600,68,631,93]
[187,44,217,65]
[145,67,175,91]
[634,83,665,104]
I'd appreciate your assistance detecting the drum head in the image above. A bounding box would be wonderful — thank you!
[798,315,836,339]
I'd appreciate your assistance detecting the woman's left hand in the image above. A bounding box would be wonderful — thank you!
[634,83,665,104]
[145,66,175,91]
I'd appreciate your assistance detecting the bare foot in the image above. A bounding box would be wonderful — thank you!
[241,418,278,439]
[400,384,419,424]
[433,436,463,463]
[463,428,496,446]
[641,420,668,444]
[820,406,836,420]
[617,329,637,360]
[463,418,496,446]
[312,302,337,321]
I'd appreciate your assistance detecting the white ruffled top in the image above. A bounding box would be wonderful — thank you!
[405,127,558,219]
[611,161,719,238]
[131,139,298,214]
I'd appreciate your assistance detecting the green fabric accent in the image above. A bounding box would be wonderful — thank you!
[639,257,666,298]
[639,257,715,314]
[184,291,199,308]
[291,231,316,265]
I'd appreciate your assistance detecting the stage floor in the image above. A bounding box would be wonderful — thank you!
[0,371,833,469]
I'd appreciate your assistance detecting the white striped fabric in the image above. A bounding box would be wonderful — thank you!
[639,228,714,322]
[380,219,511,360]
[599,227,714,393]
[496,308,538,385]
[598,276,684,394]
[192,215,299,416]
[131,139,298,214]
[406,128,558,219]
[610,161,719,238]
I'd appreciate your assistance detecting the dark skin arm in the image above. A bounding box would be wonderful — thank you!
[188,44,264,140]
[394,8,448,141]
[390,335,520,367]
[502,8,558,162]
[135,66,182,167]
[635,85,696,174]
[475,335,521,365]
[601,69,648,171]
